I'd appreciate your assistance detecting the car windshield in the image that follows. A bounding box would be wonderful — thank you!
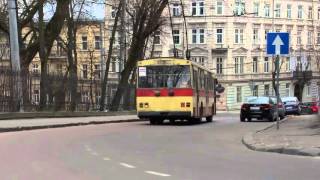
[138,65,191,88]
[281,97,297,102]
[245,97,269,104]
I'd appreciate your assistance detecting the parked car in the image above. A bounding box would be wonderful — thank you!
[300,101,319,114]
[281,97,301,115]
[270,97,286,119]
[240,96,278,122]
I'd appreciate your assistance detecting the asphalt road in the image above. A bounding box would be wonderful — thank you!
[0,113,319,180]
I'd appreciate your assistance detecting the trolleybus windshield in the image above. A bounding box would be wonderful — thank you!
[138,65,191,88]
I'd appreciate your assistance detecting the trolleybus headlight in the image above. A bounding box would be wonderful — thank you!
[144,103,149,108]
[186,102,191,107]
[181,102,185,107]
[139,103,143,108]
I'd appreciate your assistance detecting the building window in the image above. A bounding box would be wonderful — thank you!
[253,2,259,16]
[265,29,270,40]
[153,31,160,45]
[216,1,223,15]
[264,84,270,96]
[253,28,259,44]
[172,3,181,16]
[307,56,311,70]
[32,63,39,73]
[308,6,313,19]
[111,57,117,72]
[306,83,311,96]
[56,64,63,74]
[234,0,245,16]
[318,8,320,19]
[275,4,281,18]
[317,32,320,44]
[252,57,258,73]
[297,31,302,45]
[287,4,292,18]
[307,31,313,45]
[264,4,270,17]
[235,57,244,74]
[236,86,242,103]
[95,36,101,50]
[298,5,303,19]
[234,28,243,44]
[191,56,205,66]
[191,1,204,16]
[82,36,88,50]
[33,90,40,104]
[192,28,205,44]
[81,91,89,103]
[82,64,88,79]
[94,64,101,79]
[216,28,223,44]
[216,57,223,74]
[285,83,290,96]
[253,85,259,96]
[173,30,180,44]
[286,57,290,72]
[264,57,269,73]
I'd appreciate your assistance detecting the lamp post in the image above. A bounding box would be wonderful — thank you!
[8,0,23,111]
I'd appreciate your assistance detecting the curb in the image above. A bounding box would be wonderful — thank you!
[242,118,320,157]
[0,118,145,133]
[0,111,136,121]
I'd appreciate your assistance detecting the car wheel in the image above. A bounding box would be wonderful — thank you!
[240,116,245,122]
[247,117,252,122]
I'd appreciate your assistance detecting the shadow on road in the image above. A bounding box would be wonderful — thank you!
[140,120,216,126]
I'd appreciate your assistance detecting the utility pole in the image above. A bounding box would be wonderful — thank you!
[8,0,23,111]
[119,0,126,81]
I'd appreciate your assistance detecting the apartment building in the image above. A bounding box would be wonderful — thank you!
[106,0,320,110]
[27,20,109,109]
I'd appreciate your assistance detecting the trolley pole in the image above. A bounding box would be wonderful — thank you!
[8,0,23,112]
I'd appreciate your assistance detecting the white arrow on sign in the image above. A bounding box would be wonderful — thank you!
[272,35,284,55]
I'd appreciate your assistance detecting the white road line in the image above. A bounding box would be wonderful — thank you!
[119,163,136,169]
[145,171,171,177]
[103,157,111,161]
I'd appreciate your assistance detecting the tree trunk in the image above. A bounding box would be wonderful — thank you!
[99,1,122,111]
[110,38,144,111]
[39,2,48,110]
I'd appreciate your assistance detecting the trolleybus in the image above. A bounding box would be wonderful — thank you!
[136,58,218,124]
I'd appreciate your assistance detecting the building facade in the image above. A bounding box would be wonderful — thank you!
[105,0,320,110]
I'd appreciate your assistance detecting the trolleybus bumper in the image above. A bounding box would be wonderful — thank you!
[138,111,191,119]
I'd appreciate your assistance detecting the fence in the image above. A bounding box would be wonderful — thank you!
[0,69,136,112]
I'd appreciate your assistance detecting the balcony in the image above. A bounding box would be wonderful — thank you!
[292,71,312,81]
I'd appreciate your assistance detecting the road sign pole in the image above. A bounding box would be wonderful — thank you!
[276,55,280,130]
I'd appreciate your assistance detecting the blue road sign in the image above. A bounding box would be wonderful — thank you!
[267,32,289,55]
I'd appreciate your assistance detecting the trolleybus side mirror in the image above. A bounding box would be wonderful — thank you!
[215,84,225,94]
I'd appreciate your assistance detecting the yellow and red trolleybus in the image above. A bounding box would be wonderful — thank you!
[136,58,218,124]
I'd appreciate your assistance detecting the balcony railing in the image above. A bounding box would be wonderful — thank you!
[292,70,312,80]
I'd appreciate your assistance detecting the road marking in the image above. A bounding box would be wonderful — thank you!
[145,171,171,177]
[91,152,99,156]
[103,157,111,161]
[119,163,136,169]
[314,156,320,160]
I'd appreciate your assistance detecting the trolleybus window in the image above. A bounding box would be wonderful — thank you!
[138,66,191,88]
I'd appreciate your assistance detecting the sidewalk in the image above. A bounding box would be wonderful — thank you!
[0,115,141,132]
[243,115,320,156]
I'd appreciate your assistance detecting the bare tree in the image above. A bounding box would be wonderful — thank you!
[99,1,123,111]
[109,0,168,111]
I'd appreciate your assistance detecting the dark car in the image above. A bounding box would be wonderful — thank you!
[270,97,286,119]
[240,96,277,122]
[301,102,319,114]
[281,97,301,115]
